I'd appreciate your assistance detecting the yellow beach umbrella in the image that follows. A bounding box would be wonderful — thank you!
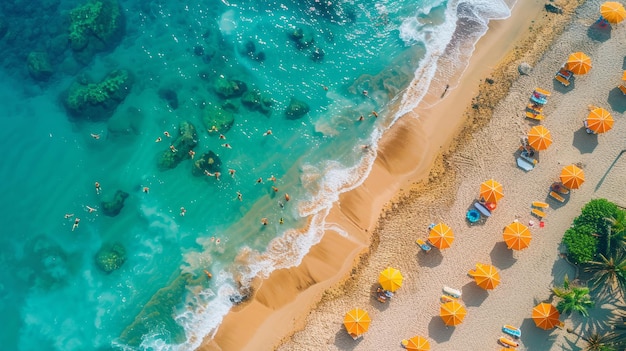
[532,303,561,330]
[586,107,614,133]
[440,301,467,326]
[479,179,504,203]
[503,222,532,250]
[560,164,585,189]
[402,336,431,351]
[428,222,455,249]
[469,263,501,290]
[378,267,403,292]
[565,52,592,75]
[527,125,553,151]
[601,2,626,23]
[343,308,371,337]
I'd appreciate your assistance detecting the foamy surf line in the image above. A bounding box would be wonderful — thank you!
[137,0,515,349]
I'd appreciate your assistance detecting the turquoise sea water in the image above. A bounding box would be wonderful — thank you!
[0,0,511,349]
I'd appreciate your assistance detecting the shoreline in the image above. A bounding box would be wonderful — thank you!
[199,1,588,350]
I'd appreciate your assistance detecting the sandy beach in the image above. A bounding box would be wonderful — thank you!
[201,0,626,350]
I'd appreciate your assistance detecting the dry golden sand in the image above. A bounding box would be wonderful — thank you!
[200,0,626,350]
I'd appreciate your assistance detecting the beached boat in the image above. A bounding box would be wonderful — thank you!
[498,336,520,348]
[502,325,521,338]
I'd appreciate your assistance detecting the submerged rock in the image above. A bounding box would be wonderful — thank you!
[95,242,126,273]
[241,90,273,115]
[310,47,325,62]
[62,69,133,121]
[214,77,247,99]
[157,121,198,170]
[158,88,179,109]
[287,27,315,49]
[192,151,222,176]
[285,97,310,120]
[68,0,124,64]
[107,106,144,138]
[201,103,235,133]
[27,52,54,81]
[101,190,129,217]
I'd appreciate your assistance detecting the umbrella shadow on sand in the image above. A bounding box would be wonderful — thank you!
[416,248,443,268]
[587,21,611,42]
[333,328,362,350]
[427,316,454,343]
[607,87,626,113]
[460,282,489,307]
[552,77,575,94]
[519,318,558,351]
[368,282,391,312]
[572,128,598,154]
[489,242,516,269]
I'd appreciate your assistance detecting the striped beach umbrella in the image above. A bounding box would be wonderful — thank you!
[560,164,585,189]
[428,222,455,249]
[402,336,431,351]
[601,2,626,23]
[532,303,561,330]
[469,263,501,290]
[565,52,592,75]
[378,267,403,292]
[440,301,467,326]
[503,222,532,250]
[479,179,504,203]
[586,107,614,134]
[343,308,371,337]
[527,125,553,151]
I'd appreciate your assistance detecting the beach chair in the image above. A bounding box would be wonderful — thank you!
[526,103,543,113]
[443,286,462,298]
[416,239,432,252]
[525,111,545,121]
[549,191,565,203]
[440,295,457,303]
[619,85,626,95]
[530,88,550,105]
[516,156,535,171]
[555,68,572,86]
[499,336,520,348]
[551,182,569,195]
[532,201,549,208]
[531,208,546,219]
[502,325,522,338]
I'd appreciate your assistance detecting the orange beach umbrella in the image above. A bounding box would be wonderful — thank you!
[601,2,626,23]
[532,303,561,330]
[527,125,553,151]
[586,107,614,133]
[440,301,467,326]
[479,179,504,203]
[469,263,501,290]
[403,336,431,351]
[560,164,585,189]
[503,222,532,250]
[378,267,403,292]
[343,308,371,336]
[565,52,592,75]
[428,222,455,249]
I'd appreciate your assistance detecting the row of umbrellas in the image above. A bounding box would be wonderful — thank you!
[343,302,561,342]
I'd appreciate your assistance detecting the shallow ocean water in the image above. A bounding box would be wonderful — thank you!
[0,0,511,349]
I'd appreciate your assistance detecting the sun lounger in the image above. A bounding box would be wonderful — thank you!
[443,286,461,298]
[549,191,565,203]
[416,239,431,252]
[526,103,543,113]
[349,333,363,340]
[440,295,457,303]
[516,156,535,171]
[531,208,546,219]
[555,73,571,87]
[502,325,522,338]
[551,182,569,195]
[474,202,492,217]
[555,68,573,86]
[499,336,520,348]
[619,85,626,95]
[532,201,549,208]
[534,87,551,97]
[525,111,545,121]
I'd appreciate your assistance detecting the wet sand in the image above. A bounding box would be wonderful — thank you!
[199,0,626,349]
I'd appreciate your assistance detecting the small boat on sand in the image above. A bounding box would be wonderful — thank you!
[502,324,521,338]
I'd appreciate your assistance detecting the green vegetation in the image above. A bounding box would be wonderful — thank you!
[559,199,626,350]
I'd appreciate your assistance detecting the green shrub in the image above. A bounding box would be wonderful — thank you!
[573,199,620,236]
[562,224,599,264]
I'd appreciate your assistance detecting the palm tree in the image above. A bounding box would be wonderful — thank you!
[582,332,616,351]
[584,251,626,297]
[603,211,626,255]
[551,275,594,317]
[606,306,626,349]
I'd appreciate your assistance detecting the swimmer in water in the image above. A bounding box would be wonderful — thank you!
[169,145,178,153]
[272,186,279,193]
[236,191,243,201]
[180,207,186,216]
[215,238,221,244]
[72,218,80,231]
[188,150,195,159]
[279,217,284,225]
[209,126,218,133]
[203,270,212,279]
[95,182,101,194]
[221,143,232,149]
[143,187,150,194]
[155,137,162,142]
[86,205,97,213]
[371,111,379,118]
[256,177,263,184]
[261,218,269,226]
[284,193,290,202]
[263,130,272,136]
[64,213,74,219]
[219,134,226,140]
[214,172,221,180]
[90,133,101,139]
[164,131,171,137]
[267,175,276,183]
[357,115,364,121]
[228,169,236,178]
